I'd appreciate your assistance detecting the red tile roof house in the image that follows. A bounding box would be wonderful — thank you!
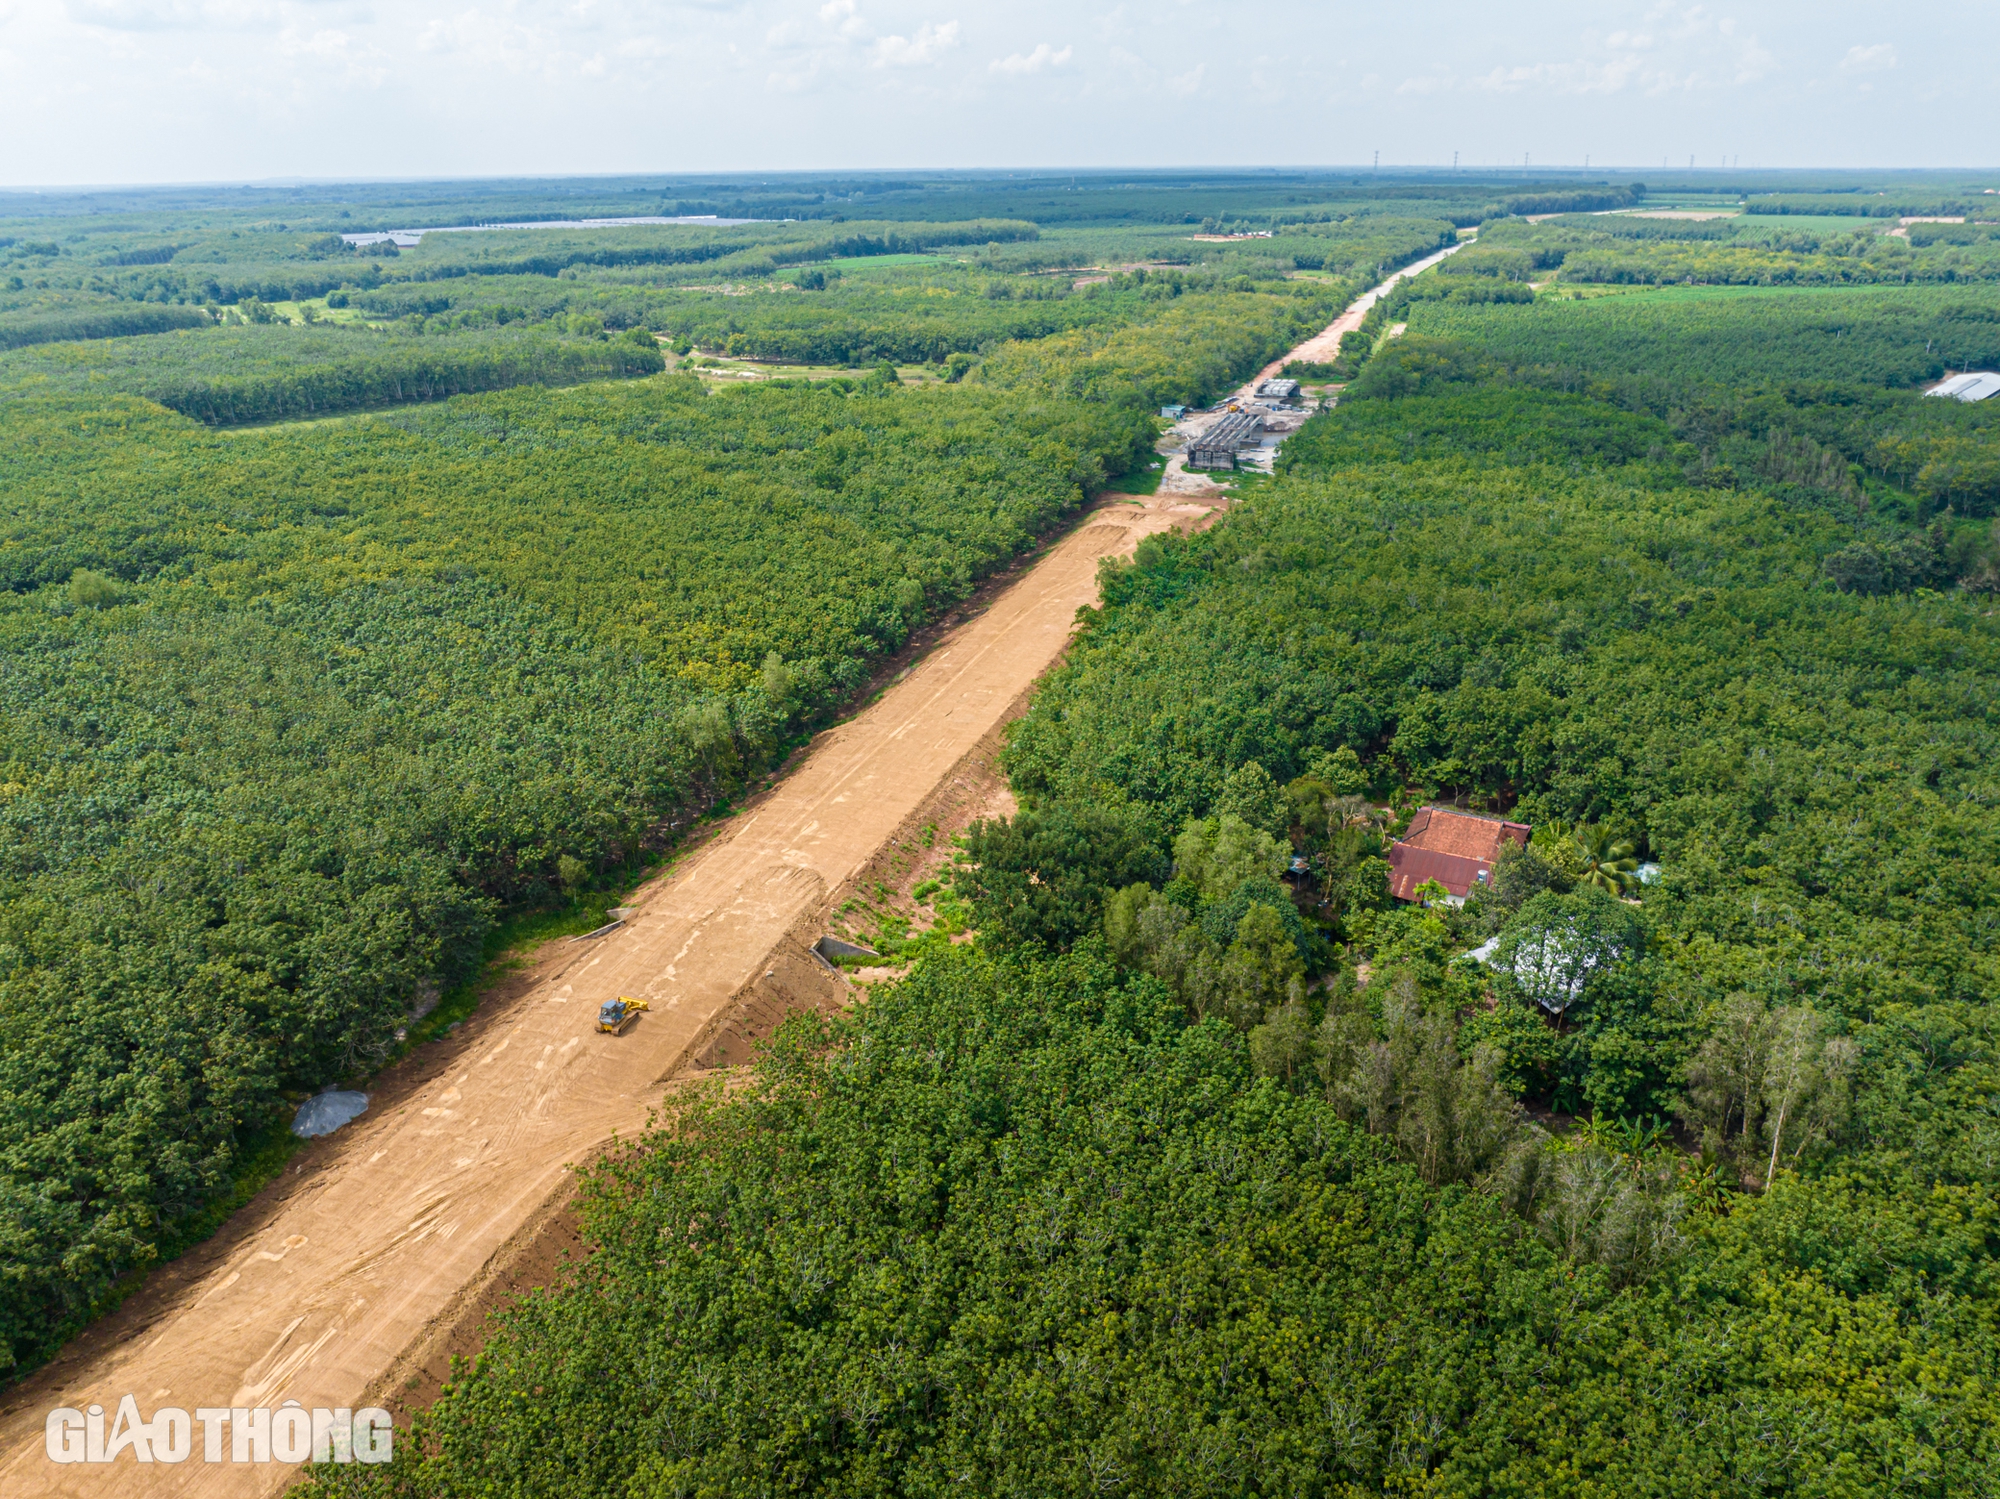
[1388,807,1531,904]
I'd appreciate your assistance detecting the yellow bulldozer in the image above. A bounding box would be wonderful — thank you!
[597,996,650,1035]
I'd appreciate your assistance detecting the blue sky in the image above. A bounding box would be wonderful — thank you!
[0,1,1992,185]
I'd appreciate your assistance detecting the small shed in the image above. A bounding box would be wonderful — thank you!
[1161,404,1189,419]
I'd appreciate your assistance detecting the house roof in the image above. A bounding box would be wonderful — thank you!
[1388,845,1495,901]
[1388,807,1530,901]
[1400,807,1530,861]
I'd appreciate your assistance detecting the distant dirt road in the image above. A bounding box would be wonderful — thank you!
[1237,239,1468,393]
[0,492,1202,1498]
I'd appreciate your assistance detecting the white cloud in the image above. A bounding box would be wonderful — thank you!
[1477,56,1644,95]
[4,0,1997,185]
[1731,40,1772,84]
[1688,9,1772,84]
[65,0,279,30]
[417,8,553,72]
[277,25,348,58]
[990,41,1070,75]
[872,19,956,67]
[1459,12,1772,101]
[819,0,863,37]
[767,55,823,92]
[275,22,389,84]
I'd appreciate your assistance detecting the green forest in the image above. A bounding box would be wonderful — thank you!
[6,169,2000,1494]
[0,323,666,424]
[319,331,2000,1495]
[6,171,1437,1375]
[0,371,1155,1370]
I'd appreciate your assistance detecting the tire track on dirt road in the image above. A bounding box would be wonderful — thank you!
[0,492,1204,1498]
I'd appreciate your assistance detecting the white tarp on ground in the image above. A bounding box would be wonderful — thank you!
[293,1091,369,1138]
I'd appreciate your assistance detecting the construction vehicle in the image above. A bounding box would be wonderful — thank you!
[597,996,650,1035]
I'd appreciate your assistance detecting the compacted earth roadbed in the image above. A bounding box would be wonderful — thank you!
[0,493,1206,1498]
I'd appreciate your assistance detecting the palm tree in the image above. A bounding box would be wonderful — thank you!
[1575,825,1639,895]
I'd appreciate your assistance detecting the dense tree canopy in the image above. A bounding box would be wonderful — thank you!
[11,175,2000,1490]
[0,219,1348,1376]
[0,371,1160,1373]
[293,217,2000,1498]
[0,322,664,424]
[308,945,1997,1499]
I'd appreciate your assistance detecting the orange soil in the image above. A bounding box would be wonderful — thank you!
[0,492,1208,1498]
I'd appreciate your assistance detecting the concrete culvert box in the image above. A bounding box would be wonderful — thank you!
[292,1090,369,1138]
[815,935,878,962]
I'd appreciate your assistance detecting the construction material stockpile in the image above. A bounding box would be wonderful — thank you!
[1187,409,1265,470]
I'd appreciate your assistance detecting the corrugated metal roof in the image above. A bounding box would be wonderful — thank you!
[1399,807,1530,862]
[1387,845,1493,901]
[1926,371,2000,402]
[1388,807,1531,902]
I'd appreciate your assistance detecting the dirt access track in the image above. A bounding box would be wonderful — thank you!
[1236,238,1467,391]
[1151,245,1467,496]
[0,490,1210,1498]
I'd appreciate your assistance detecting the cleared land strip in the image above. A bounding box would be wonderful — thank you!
[1155,244,1468,498]
[1236,238,1468,392]
[0,493,1198,1498]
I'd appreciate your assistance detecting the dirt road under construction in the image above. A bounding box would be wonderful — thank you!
[0,489,1213,1497]
[1238,237,1468,391]
[1155,241,1467,496]
[1,255,1431,1494]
